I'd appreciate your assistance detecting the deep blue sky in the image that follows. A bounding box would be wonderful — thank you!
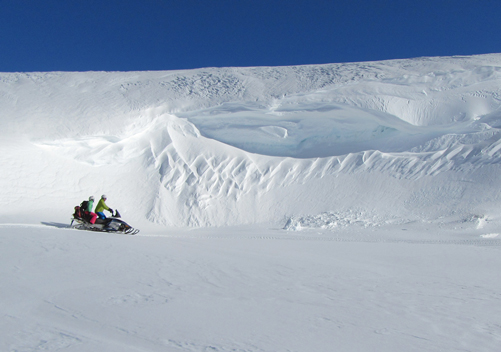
[1,0,500,72]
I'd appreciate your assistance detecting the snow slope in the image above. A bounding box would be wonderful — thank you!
[0,54,501,226]
[2,54,501,228]
[1,55,501,352]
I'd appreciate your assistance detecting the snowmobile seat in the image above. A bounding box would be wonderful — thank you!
[95,218,111,225]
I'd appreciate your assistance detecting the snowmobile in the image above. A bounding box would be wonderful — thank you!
[71,206,139,235]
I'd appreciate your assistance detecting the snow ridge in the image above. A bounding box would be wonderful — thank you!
[1,54,501,227]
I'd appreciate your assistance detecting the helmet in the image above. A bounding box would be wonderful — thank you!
[101,194,107,199]
[89,196,95,201]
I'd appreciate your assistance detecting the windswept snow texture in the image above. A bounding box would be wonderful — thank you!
[1,54,501,227]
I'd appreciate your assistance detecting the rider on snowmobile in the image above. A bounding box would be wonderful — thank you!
[85,196,98,224]
[95,194,113,219]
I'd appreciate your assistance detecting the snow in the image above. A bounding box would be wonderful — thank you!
[2,224,501,351]
[1,54,501,351]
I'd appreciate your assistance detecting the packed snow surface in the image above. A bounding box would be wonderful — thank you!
[1,54,501,351]
[1,222,501,352]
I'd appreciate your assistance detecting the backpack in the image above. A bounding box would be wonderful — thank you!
[74,206,82,219]
[80,200,89,212]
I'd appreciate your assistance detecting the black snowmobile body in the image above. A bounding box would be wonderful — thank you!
[71,208,139,235]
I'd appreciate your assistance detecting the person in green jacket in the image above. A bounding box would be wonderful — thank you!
[87,196,95,212]
[85,196,97,224]
[95,194,113,219]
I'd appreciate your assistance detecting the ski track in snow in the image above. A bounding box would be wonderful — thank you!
[140,233,501,247]
[4,222,501,247]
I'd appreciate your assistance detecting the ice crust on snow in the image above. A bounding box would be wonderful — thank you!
[283,210,388,230]
[1,54,501,227]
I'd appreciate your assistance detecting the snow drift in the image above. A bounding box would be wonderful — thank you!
[1,54,501,227]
